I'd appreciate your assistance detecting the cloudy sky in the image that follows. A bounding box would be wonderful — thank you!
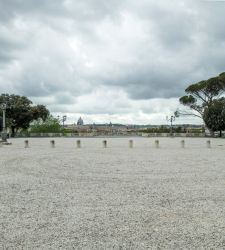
[0,0,225,125]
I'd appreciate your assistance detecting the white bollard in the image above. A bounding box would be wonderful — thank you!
[50,140,55,148]
[76,140,81,148]
[129,140,133,148]
[181,140,185,148]
[155,139,159,148]
[206,140,211,148]
[103,140,107,148]
[24,140,29,148]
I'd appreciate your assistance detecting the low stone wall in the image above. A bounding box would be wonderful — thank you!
[142,133,205,137]
[16,132,206,137]
[29,133,64,137]
[64,133,79,137]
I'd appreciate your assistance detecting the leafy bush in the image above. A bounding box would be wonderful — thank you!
[30,115,61,133]
[140,126,170,133]
[62,128,78,134]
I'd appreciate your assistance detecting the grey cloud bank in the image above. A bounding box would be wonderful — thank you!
[0,0,225,124]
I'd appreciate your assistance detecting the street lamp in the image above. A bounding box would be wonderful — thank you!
[166,115,176,136]
[1,103,8,142]
[62,115,67,130]
[57,115,67,131]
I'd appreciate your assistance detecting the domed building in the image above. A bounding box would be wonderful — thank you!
[77,117,84,126]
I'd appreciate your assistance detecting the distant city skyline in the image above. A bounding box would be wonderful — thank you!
[0,0,224,124]
[59,114,202,126]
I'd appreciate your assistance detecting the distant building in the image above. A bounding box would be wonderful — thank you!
[77,117,84,126]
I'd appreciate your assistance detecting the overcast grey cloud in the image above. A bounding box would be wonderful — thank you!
[0,0,225,124]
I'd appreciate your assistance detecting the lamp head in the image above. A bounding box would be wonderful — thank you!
[0,103,6,110]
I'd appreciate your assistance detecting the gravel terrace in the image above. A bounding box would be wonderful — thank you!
[0,137,225,249]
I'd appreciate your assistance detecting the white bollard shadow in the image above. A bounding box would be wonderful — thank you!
[155,140,159,148]
[24,140,29,148]
[50,140,55,148]
[206,140,211,148]
[77,140,81,148]
[129,140,133,148]
[181,140,185,148]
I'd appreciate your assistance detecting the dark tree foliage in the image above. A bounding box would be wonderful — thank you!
[203,98,225,137]
[0,94,49,136]
[179,72,225,119]
[179,72,225,133]
[179,95,203,116]
[32,105,49,121]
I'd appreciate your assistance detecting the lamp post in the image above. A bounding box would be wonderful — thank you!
[57,115,67,134]
[62,115,67,130]
[166,115,176,136]
[1,103,7,142]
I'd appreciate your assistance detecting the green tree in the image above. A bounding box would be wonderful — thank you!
[0,94,49,136]
[178,73,225,135]
[203,98,225,137]
[30,115,61,133]
[179,72,225,119]
[32,105,49,121]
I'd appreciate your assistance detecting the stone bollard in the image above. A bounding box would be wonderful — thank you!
[206,140,211,148]
[103,140,107,148]
[129,140,133,148]
[76,140,81,148]
[50,140,55,148]
[181,140,185,148]
[24,140,29,148]
[155,139,159,148]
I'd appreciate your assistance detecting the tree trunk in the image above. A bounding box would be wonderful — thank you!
[11,126,15,137]
[219,130,222,137]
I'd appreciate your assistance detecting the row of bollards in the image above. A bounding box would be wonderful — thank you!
[23,139,212,149]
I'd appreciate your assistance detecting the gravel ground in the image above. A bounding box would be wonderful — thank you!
[0,137,225,249]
